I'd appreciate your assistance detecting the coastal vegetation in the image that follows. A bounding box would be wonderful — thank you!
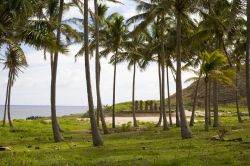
[1,0,250,165]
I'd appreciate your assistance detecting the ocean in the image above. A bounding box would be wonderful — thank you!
[0,105,88,119]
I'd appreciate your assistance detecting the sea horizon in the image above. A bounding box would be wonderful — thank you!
[0,105,88,119]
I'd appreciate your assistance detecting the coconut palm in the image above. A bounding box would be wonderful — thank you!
[1,0,64,127]
[194,0,243,127]
[49,0,65,142]
[100,13,127,128]
[93,2,109,134]
[1,43,28,128]
[121,33,148,127]
[200,50,235,131]
[232,39,245,123]
[83,0,104,146]
[71,2,109,134]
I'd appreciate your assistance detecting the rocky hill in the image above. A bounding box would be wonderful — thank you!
[178,66,247,107]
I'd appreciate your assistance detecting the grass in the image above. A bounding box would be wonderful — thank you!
[0,116,250,166]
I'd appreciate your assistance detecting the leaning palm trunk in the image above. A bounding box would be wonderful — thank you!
[112,53,117,129]
[97,64,109,134]
[166,65,172,126]
[50,0,64,142]
[246,0,250,117]
[235,66,242,123]
[7,73,13,128]
[94,0,108,134]
[156,60,162,127]
[84,0,103,146]
[2,72,10,127]
[132,62,138,127]
[176,12,192,138]
[213,80,219,127]
[205,80,209,131]
[189,71,202,126]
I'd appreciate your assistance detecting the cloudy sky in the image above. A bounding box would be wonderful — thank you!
[0,1,194,106]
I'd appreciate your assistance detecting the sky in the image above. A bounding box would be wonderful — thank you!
[0,0,194,106]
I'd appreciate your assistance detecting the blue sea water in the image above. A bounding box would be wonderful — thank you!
[0,105,88,119]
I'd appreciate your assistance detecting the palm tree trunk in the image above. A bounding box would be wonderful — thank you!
[213,80,219,127]
[50,0,64,142]
[156,59,162,127]
[189,71,202,126]
[246,0,250,117]
[235,66,242,123]
[166,65,172,126]
[161,57,169,130]
[172,68,180,127]
[2,72,11,127]
[205,80,209,131]
[94,0,108,134]
[7,73,13,128]
[176,11,192,138]
[97,62,109,134]
[132,62,138,127]
[208,81,211,125]
[112,52,117,129]
[50,54,63,133]
[160,31,169,130]
[84,0,103,146]
[212,36,222,127]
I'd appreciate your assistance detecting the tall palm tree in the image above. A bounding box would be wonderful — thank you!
[94,2,109,134]
[232,39,245,122]
[174,0,196,138]
[100,14,127,128]
[160,15,170,131]
[84,0,103,146]
[122,33,147,127]
[49,0,64,142]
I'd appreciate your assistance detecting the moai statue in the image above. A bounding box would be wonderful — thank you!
[135,101,139,112]
[145,101,149,111]
[149,100,153,111]
[139,100,143,111]
[154,103,158,112]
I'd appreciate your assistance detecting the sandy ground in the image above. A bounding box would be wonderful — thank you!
[104,111,193,125]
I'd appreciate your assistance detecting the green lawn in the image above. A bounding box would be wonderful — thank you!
[0,116,250,166]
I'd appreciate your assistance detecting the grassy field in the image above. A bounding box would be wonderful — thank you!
[0,116,250,166]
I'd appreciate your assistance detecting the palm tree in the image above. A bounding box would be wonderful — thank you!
[93,2,109,134]
[84,0,103,146]
[1,0,64,127]
[2,43,28,128]
[195,0,242,127]
[100,14,127,128]
[174,0,196,138]
[122,33,147,127]
[200,50,235,131]
[49,0,64,142]
[232,39,245,123]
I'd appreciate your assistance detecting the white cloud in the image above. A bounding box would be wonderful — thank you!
[0,2,195,106]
